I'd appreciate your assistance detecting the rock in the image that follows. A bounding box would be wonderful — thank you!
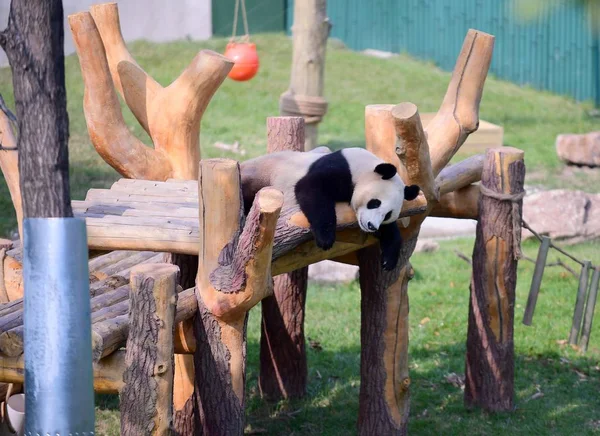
[556,132,600,167]
[522,189,600,244]
[415,239,440,253]
[419,217,477,239]
[308,260,358,284]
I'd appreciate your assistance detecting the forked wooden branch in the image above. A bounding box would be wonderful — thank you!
[426,29,495,175]
[69,2,233,181]
[69,12,169,180]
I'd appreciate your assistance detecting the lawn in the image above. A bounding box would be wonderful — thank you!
[94,238,600,436]
[1,33,600,236]
[1,33,600,435]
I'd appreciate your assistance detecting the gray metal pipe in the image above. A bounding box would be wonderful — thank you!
[23,218,95,434]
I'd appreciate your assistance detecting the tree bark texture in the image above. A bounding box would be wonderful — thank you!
[357,237,416,436]
[0,0,73,218]
[259,116,308,400]
[464,147,525,412]
[120,264,179,436]
[193,299,247,436]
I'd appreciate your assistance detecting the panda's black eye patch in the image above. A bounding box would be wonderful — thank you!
[384,211,392,221]
[367,199,381,209]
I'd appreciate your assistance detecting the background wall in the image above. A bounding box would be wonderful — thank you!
[0,0,212,67]
[287,0,598,104]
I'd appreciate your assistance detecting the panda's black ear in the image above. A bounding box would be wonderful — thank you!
[374,163,397,180]
[404,185,420,201]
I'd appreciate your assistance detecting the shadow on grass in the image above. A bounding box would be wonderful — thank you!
[95,338,600,435]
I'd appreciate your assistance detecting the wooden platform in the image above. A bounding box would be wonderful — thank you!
[420,113,503,152]
[71,177,428,276]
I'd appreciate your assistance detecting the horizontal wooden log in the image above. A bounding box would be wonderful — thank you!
[92,250,158,279]
[73,201,198,219]
[436,154,484,195]
[88,250,138,274]
[78,190,427,268]
[91,288,196,361]
[0,350,125,394]
[430,184,480,220]
[86,189,198,205]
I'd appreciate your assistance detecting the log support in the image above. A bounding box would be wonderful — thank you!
[120,264,179,435]
[260,117,308,400]
[357,29,495,434]
[194,159,282,434]
[464,147,525,412]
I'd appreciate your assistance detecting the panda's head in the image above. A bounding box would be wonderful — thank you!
[351,163,420,233]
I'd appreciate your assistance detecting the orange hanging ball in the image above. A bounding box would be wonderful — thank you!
[224,42,259,81]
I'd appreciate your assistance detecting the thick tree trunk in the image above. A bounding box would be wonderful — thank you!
[193,301,248,435]
[357,239,415,436]
[464,147,525,412]
[120,264,179,436]
[259,116,308,400]
[0,0,72,218]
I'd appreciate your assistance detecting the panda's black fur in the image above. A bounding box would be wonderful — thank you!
[241,149,420,271]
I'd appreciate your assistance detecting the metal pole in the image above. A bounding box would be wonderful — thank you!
[580,267,600,352]
[522,236,551,325]
[569,261,592,345]
[23,218,95,434]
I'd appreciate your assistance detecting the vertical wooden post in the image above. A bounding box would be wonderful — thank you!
[193,160,246,434]
[464,147,525,412]
[356,105,424,436]
[120,263,179,436]
[193,159,281,435]
[522,235,551,325]
[357,247,415,436]
[580,267,600,352]
[569,261,592,345]
[259,116,308,400]
[280,0,330,150]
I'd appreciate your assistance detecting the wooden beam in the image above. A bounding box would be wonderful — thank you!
[436,154,484,196]
[0,104,21,238]
[430,185,480,220]
[0,351,126,394]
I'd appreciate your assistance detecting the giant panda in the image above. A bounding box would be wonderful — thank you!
[240,147,420,271]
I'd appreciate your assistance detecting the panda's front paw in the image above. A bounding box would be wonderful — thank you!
[381,255,398,271]
[313,227,336,251]
[381,246,400,271]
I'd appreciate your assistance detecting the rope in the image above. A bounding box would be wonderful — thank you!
[479,184,526,260]
[231,0,250,42]
[279,91,329,124]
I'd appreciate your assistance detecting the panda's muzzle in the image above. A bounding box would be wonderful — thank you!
[367,222,377,232]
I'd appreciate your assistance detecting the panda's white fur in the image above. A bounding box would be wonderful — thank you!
[240,147,420,270]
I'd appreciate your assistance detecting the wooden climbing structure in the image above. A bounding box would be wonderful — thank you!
[0,2,526,434]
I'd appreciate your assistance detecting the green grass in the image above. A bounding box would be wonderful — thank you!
[93,238,600,435]
[1,33,600,235]
[1,33,600,434]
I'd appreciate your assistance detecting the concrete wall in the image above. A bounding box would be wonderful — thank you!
[0,0,212,67]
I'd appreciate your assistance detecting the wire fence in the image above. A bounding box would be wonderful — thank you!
[456,219,600,353]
